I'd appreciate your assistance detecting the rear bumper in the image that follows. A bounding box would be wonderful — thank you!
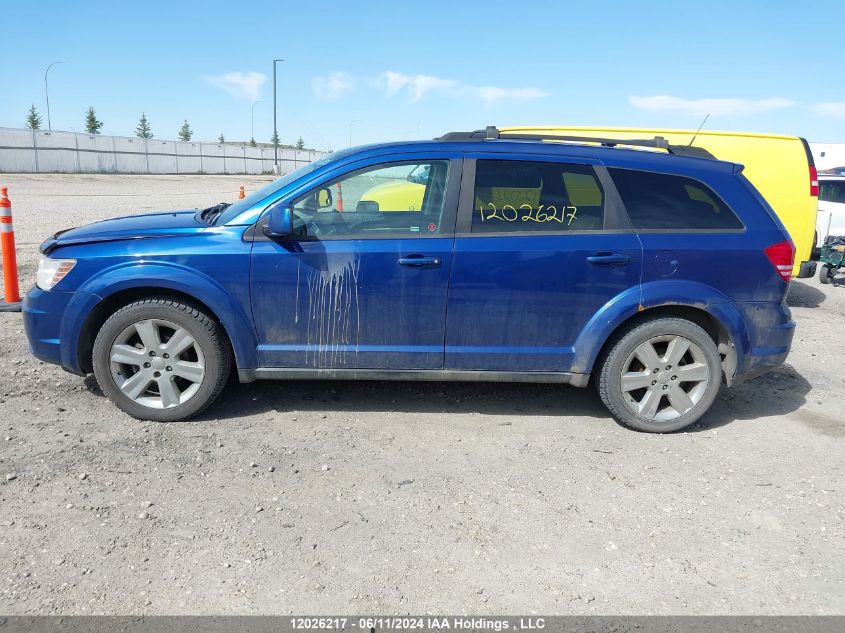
[732,300,795,385]
[795,260,817,279]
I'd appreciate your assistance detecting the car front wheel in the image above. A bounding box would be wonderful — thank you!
[597,318,722,433]
[92,297,231,421]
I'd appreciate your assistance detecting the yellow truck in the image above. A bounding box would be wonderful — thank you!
[502,126,819,278]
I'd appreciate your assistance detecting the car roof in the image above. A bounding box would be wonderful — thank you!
[346,138,741,175]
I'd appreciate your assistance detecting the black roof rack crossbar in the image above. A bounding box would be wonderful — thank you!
[435,126,716,159]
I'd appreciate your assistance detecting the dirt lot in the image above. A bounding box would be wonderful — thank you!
[0,174,843,615]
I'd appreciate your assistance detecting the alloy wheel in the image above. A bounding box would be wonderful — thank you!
[619,334,710,422]
[109,318,206,409]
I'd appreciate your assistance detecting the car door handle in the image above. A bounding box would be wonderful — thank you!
[398,255,442,268]
[586,252,630,265]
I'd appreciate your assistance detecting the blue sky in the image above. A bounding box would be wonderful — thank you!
[2,0,844,148]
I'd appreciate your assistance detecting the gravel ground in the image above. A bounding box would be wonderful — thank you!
[0,174,842,615]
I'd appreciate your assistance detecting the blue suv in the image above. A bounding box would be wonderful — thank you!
[23,128,796,432]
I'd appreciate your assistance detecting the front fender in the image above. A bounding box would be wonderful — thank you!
[64,261,258,371]
[570,280,751,377]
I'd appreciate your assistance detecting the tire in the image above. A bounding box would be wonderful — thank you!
[819,264,832,284]
[92,297,231,421]
[597,318,722,433]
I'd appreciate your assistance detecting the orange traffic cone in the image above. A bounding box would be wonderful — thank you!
[335,183,344,212]
[0,187,22,312]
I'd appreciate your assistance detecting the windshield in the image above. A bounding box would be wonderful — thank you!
[214,152,341,224]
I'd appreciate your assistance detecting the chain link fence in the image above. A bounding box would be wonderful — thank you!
[0,127,324,175]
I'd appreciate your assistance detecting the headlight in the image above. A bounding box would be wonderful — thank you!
[36,257,76,290]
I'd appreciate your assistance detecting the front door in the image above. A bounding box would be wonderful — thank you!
[250,157,460,370]
[445,157,642,372]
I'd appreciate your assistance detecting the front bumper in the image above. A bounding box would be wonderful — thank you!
[23,286,100,375]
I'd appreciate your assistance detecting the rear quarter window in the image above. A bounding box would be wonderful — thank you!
[609,168,744,231]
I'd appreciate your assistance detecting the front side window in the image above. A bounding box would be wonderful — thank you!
[471,160,605,233]
[609,168,743,230]
[290,160,450,238]
[819,180,845,204]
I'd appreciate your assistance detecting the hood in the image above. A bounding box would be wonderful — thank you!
[41,210,207,254]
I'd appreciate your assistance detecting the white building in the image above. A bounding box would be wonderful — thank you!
[810,143,845,173]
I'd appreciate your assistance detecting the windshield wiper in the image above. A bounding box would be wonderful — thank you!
[198,202,231,224]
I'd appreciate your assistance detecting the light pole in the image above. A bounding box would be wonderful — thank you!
[44,61,63,131]
[272,58,283,175]
[348,119,362,148]
[251,100,262,145]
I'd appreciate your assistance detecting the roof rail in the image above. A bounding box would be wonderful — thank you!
[436,126,716,159]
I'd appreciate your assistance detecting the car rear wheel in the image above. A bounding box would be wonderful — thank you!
[597,318,722,433]
[92,297,231,421]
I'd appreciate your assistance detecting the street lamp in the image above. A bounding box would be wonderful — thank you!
[348,119,362,148]
[44,61,63,131]
[251,100,262,145]
[272,58,283,175]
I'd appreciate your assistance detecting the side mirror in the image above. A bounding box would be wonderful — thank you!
[264,205,293,238]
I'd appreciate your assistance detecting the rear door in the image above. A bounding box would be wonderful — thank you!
[444,155,642,372]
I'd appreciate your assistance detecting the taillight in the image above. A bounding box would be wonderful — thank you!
[810,165,819,197]
[764,240,796,282]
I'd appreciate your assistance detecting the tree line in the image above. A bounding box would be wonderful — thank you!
[25,104,307,149]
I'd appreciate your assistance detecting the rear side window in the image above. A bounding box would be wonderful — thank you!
[819,180,845,203]
[609,168,743,230]
[472,160,604,233]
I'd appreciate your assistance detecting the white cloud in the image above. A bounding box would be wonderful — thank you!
[379,71,411,95]
[629,95,795,117]
[312,72,354,100]
[462,85,549,104]
[811,102,845,118]
[374,71,547,104]
[376,71,457,102]
[204,72,266,101]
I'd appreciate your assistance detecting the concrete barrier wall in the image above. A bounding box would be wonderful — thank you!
[0,127,324,175]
